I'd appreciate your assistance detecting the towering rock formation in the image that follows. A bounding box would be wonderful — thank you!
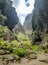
[32,0,48,33]
[23,13,32,32]
[0,0,19,30]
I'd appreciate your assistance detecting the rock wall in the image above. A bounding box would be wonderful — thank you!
[23,13,32,32]
[0,0,19,30]
[32,0,48,33]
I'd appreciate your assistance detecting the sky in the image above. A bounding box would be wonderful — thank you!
[11,0,35,25]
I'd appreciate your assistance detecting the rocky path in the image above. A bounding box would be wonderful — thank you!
[0,53,47,65]
[9,54,48,65]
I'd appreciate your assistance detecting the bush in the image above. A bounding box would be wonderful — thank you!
[17,33,29,41]
[0,12,6,26]
[0,39,6,46]
[45,48,48,53]
[0,26,4,37]
[6,45,13,53]
[32,45,40,52]
[11,40,19,47]
[13,48,29,57]
[44,45,48,53]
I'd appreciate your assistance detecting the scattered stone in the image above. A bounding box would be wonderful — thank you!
[2,56,8,61]
[0,49,10,55]
[0,50,6,55]
[5,55,21,64]
[5,50,10,54]
[0,46,6,49]
[13,55,21,61]
[28,54,37,60]
[39,58,48,63]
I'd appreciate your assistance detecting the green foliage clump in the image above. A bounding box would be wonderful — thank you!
[0,25,9,38]
[0,30,4,37]
[6,45,13,53]
[13,48,29,57]
[17,33,29,41]
[45,48,48,53]
[0,12,6,26]
[0,25,15,41]
[44,44,48,53]
[17,33,31,45]
[21,40,31,45]
[0,39,6,46]
[11,40,19,47]
[32,45,40,52]
[0,26,4,37]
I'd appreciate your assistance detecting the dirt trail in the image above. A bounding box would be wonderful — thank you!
[10,53,48,65]
[0,53,48,65]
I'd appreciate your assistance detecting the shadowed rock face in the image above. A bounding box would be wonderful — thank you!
[0,0,19,30]
[32,0,48,33]
[23,13,32,31]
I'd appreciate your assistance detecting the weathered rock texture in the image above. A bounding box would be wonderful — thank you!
[0,0,19,30]
[32,0,48,33]
[23,13,32,32]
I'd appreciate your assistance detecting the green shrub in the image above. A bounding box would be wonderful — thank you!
[0,12,6,26]
[17,33,29,41]
[32,45,40,52]
[0,27,4,37]
[0,25,10,38]
[44,45,48,53]
[45,48,48,53]
[13,48,29,57]
[21,40,31,45]
[11,40,19,47]
[6,45,13,53]
[0,39,6,46]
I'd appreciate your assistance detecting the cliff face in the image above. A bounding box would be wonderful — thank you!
[23,14,32,32]
[32,0,48,33]
[0,0,19,30]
